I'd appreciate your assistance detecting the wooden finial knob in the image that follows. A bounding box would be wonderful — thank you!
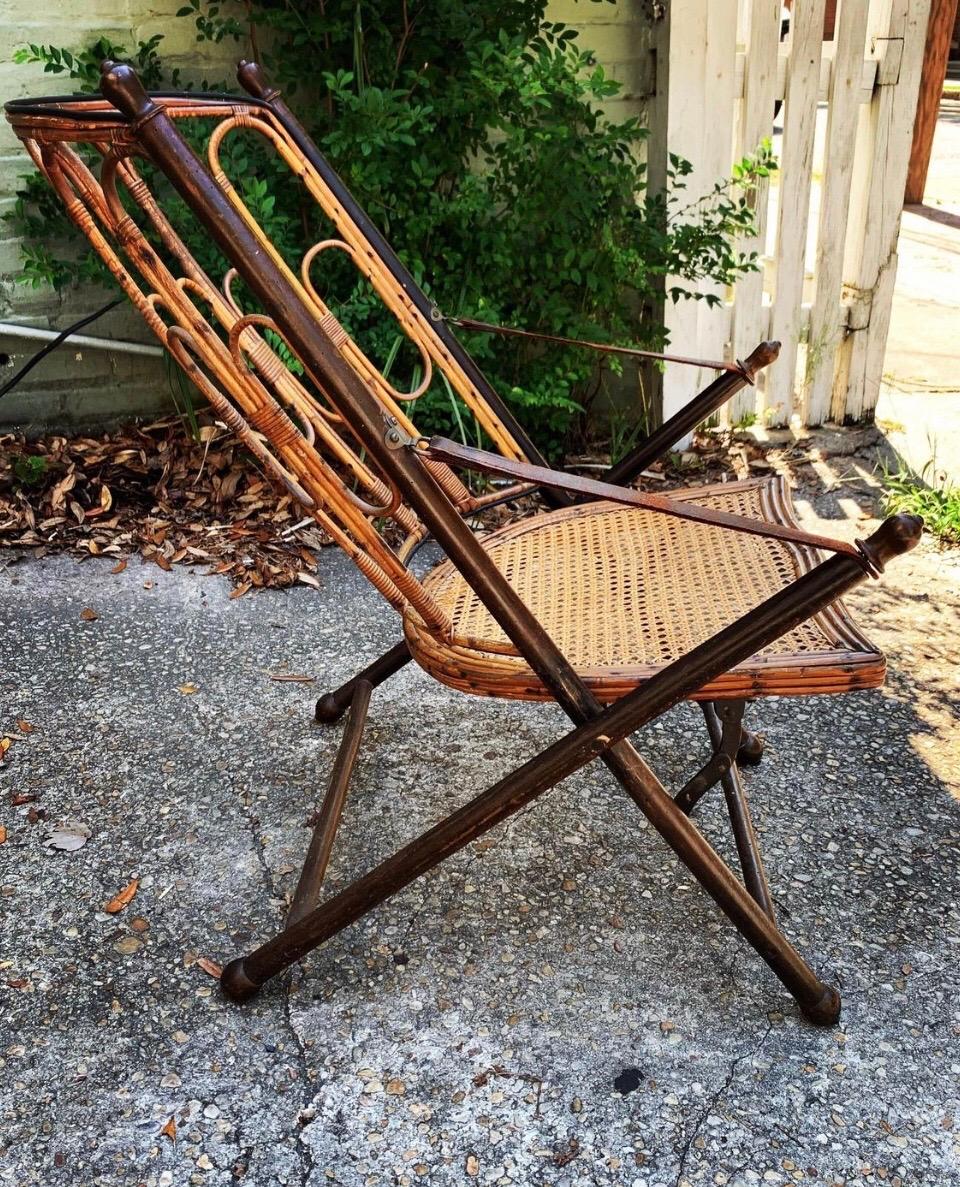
[100,60,155,123]
[740,340,781,384]
[857,513,923,575]
[237,60,281,102]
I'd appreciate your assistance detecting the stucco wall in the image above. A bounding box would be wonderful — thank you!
[0,1,655,431]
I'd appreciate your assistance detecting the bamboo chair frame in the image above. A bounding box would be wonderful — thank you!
[5,61,923,1027]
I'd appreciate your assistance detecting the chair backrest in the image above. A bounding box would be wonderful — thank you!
[5,64,541,640]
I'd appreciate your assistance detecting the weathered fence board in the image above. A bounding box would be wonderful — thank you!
[729,0,782,425]
[804,0,870,425]
[833,0,932,421]
[655,0,932,428]
[657,0,739,422]
[766,0,827,422]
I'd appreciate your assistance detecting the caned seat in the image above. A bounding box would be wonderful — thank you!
[404,475,884,701]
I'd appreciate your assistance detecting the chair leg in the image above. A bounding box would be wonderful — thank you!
[288,679,372,927]
[701,703,776,921]
[602,737,839,1026]
[222,715,838,1026]
[315,640,411,723]
[738,722,765,766]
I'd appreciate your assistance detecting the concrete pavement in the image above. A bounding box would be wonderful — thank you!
[1,531,958,1187]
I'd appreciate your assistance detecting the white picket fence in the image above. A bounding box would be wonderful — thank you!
[657,0,931,428]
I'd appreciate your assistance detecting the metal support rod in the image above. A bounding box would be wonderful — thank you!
[0,320,163,357]
[315,641,410,724]
[288,679,372,927]
[702,703,776,921]
[674,701,743,814]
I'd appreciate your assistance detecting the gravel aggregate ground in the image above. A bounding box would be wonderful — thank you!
[1,519,958,1187]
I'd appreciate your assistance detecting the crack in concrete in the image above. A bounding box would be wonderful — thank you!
[392,793,541,971]
[235,789,319,1187]
[673,1021,774,1187]
[285,991,320,1187]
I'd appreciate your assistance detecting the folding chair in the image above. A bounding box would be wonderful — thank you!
[5,61,922,1026]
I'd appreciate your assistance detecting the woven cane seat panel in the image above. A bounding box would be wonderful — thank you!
[403,476,883,701]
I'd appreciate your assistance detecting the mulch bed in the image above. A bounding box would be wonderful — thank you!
[0,419,332,593]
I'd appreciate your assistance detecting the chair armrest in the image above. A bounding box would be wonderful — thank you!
[418,434,867,562]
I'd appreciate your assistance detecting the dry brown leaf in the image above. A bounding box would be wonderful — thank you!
[196,956,223,979]
[15,721,33,733]
[296,572,321,589]
[177,683,199,695]
[49,469,76,510]
[110,559,127,575]
[80,608,99,622]
[268,672,316,684]
[0,738,12,759]
[159,1116,177,1143]
[45,822,90,852]
[0,826,7,844]
[103,878,139,914]
[0,423,331,590]
[228,582,251,600]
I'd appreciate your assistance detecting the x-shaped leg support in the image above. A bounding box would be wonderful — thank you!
[676,701,776,921]
[219,518,920,1021]
[222,672,836,1021]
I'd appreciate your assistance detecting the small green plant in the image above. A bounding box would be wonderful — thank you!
[13,34,170,91]
[882,460,959,547]
[9,2,776,456]
[164,353,202,443]
[734,410,758,429]
[12,454,47,486]
[607,406,651,464]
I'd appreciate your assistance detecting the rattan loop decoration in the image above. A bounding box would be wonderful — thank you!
[228,313,404,520]
[165,325,316,509]
[301,239,434,401]
[208,115,455,437]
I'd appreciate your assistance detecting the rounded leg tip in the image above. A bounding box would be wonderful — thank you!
[737,730,765,766]
[220,958,261,1003]
[314,693,347,724]
[800,984,841,1027]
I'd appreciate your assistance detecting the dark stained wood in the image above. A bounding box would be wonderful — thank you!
[905,0,959,204]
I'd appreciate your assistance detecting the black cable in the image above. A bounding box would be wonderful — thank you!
[0,297,125,400]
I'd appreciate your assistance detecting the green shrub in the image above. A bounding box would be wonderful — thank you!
[11,3,774,454]
[883,461,959,547]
